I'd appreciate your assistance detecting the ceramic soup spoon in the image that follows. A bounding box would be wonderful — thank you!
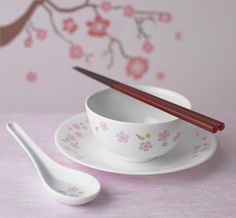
[6,122,101,205]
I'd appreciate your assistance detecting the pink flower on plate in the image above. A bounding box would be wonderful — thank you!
[139,140,153,151]
[116,131,129,143]
[100,121,109,131]
[95,126,99,133]
[63,17,78,34]
[201,136,207,141]
[173,132,181,142]
[36,29,47,40]
[100,1,112,12]
[126,57,148,79]
[26,72,37,83]
[24,37,32,47]
[142,41,154,53]
[86,16,110,37]
[69,45,84,59]
[158,130,170,141]
[158,12,172,23]
[123,5,134,17]
[73,124,80,129]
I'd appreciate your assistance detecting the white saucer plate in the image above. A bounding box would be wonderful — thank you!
[55,113,217,175]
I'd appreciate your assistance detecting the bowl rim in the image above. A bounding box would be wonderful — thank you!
[85,85,192,125]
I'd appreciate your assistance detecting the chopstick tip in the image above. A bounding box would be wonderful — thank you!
[212,126,218,133]
[219,123,225,131]
[72,66,78,70]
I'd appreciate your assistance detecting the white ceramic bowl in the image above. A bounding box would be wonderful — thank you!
[85,85,191,162]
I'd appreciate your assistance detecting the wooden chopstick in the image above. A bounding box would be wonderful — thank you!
[117,84,224,131]
[73,66,224,133]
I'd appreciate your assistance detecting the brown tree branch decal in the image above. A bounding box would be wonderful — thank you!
[0,0,44,46]
[0,0,173,80]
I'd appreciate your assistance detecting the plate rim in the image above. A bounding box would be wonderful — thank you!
[54,112,218,175]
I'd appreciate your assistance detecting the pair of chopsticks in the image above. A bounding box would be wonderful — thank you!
[72,66,224,133]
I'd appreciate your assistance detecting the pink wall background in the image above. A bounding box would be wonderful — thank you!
[0,0,235,113]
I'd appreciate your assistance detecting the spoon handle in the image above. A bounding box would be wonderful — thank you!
[6,122,54,169]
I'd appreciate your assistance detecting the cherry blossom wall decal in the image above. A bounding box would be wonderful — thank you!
[62,17,78,34]
[26,72,38,83]
[0,0,173,80]
[23,23,48,47]
[36,28,47,40]
[175,31,182,41]
[126,57,149,80]
[156,71,165,81]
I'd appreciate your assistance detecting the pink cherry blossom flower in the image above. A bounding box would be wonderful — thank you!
[116,131,130,143]
[69,142,78,148]
[36,29,47,40]
[123,5,134,17]
[158,130,170,141]
[173,132,181,142]
[175,31,182,41]
[69,45,84,59]
[100,1,112,12]
[73,124,80,129]
[201,136,207,141]
[86,16,110,37]
[139,140,153,151]
[126,57,148,79]
[74,131,82,138]
[66,134,76,141]
[142,41,154,53]
[158,12,172,23]
[100,121,109,131]
[63,17,78,34]
[26,72,37,82]
[24,37,32,47]
[156,71,165,81]
[68,186,79,194]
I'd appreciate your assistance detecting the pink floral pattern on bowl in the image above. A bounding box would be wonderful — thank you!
[99,121,109,131]
[136,133,153,152]
[158,130,170,141]
[173,132,181,142]
[62,117,184,154]
[139,140,153,151]
[116,131,129,143]
[158,130,170,147]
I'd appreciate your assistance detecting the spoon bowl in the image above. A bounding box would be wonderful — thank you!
[6,122,101,205]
